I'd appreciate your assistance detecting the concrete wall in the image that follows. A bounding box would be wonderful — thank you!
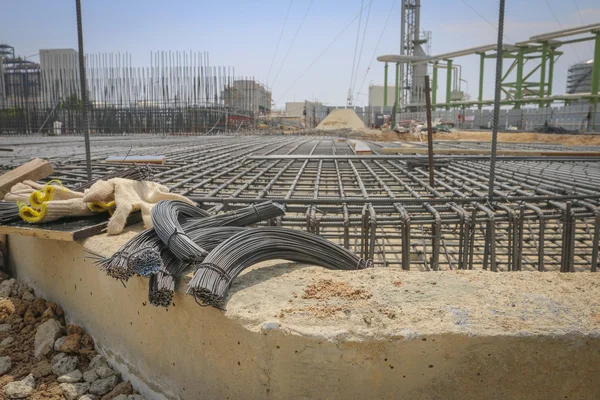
[368,85,396,108]
[7,234,600,400]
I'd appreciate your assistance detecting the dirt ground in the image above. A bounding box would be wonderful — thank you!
[362,129,600,146]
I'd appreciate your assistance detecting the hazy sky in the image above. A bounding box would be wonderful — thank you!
[2,0,598,108]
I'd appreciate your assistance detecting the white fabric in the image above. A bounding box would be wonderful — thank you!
[83,178,195,235]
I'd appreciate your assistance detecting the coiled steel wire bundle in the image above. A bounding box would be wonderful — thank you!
[99,201,284,282]
[0,201,20,224]
[153,200,286,261]
[129,201,285,276]
[187,227,373,308]
[149,227,248,307]
[96,204,210,281]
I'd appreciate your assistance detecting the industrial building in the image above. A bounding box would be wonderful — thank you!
[39,48,80,106]
[567,59,594,94]
[223,79,272,114]
[0,44,42,107]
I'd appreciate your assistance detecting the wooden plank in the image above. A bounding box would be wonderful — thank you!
[0,158,54,198]
[347,140,372,155]
[381,148,600,157]
[0,212,142,242]
[105,155,165,164]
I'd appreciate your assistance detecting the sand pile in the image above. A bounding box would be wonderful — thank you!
[316,109,365,131]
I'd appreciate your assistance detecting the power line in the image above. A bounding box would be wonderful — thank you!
[572,0,594,53]
[355,0,398,102]
[266,0,293,88]
[277,0,374,103]
[270,0,314,89]
[351,0,373,103]
[457,0,515,43]
[544,0,582,61]
[348,0,365,105]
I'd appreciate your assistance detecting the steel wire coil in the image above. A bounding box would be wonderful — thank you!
[187,227,373,308]
[0,201,21,224]
[149,226,248,307]
[96,204,210,281]
[130,201,285,276]
[153,200,286,261]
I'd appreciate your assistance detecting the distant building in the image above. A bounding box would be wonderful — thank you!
[40,48,80,106]
[285,102,307,117]
[222,79,271,113]
[0,44,41,107]
[567,59,593,94]
[368,84,396,108]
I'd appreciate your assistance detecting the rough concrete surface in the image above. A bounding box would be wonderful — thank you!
[7,234,600,399]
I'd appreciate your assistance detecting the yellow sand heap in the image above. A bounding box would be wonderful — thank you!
[316,108,365,131]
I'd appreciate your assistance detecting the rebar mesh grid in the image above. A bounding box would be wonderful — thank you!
[33,135,600,272]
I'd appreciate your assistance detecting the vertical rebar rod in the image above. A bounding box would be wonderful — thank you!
[487,0,505,200]
[424,74,435,187]
[75,0,92,180]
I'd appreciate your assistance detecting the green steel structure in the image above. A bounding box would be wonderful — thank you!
[378,23,600,129]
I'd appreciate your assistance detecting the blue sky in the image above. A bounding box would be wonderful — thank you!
[2,0,599,107]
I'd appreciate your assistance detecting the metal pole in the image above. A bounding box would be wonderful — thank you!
[431,62,438,107]
[538,42,548,108]
[547,48,554,98]
[515,47,524,108]
[424,75,435,187]
[478,53,485,126]
[488,0,505,200]
[383,62,388,108]
[76,0,92,180]
[445,59,453,109]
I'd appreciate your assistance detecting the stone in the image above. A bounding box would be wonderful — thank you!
[83,369,99,383]
[34,319,62,358]
[30,298,47,316]
[4,374,35,398]
[89,375,118,396]
[96,366,115,379]
[57,333,81,353]
[66,324,84,335]
[59,382,90,400]
[51,352,66,364]
[113,395,128,400]
[88,355,108,370]
[21,291,35,302]
[54,336,65,351]
[128,395,145,400]
[0,279,16,298]
[0,355,11,375]
[57,369,82,383]
[80,395,99,400]
[52,355,78,376]
[80,334,95,350]
[101,381,132,400]
[23,309,37,324]
[1,336,14,346]
[30,359,53,378]
[0,323,11,333]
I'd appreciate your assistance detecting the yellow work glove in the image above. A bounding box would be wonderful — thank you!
[19,198,94,224]
[28,180,85,209]
[82,178,195,235]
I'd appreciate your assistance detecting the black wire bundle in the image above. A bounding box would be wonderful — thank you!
[0,201,21,224]
[187,227,373,308]
[154,200,286,261]
[131,201,285,276]
[96,203,210,281]
[149,227,248,306]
